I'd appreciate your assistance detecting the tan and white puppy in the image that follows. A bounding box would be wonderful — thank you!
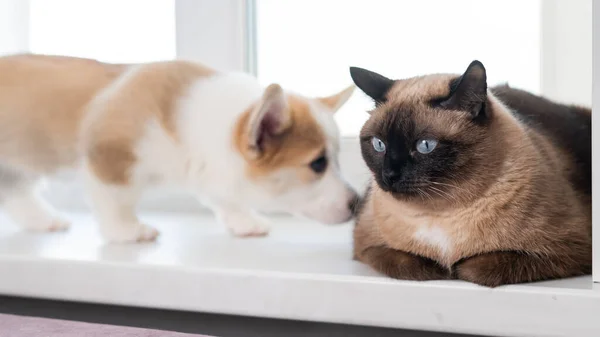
[0,54,357,242]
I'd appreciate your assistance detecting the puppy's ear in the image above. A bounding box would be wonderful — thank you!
[349,67,395,105]
[245,83,291,158]
[317,85,355,113]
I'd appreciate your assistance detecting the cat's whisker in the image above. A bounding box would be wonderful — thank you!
[426,179,477,200]
[428,185,458,203]
[416,188,434,203]
[425,186,446,201]
[415,188,426,202]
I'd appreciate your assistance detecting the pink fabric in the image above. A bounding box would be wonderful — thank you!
[0,313,212,337]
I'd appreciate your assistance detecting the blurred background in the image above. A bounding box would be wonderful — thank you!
[0,0,591,137]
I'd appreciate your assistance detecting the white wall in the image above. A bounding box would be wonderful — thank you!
[0,0,29,55]
[542,0,592,106]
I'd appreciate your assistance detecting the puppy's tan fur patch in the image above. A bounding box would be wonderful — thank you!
[0,54,125,173]
[0,55,215,186]
[234,94,326,184]
[82,61,215,184]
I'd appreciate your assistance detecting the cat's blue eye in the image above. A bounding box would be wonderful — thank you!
[416,139,438,154]
[371,137,386,153]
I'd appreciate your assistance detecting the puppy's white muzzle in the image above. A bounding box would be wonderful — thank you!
[300,185,358,224]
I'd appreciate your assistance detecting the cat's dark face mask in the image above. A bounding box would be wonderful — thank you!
[350,61,502,206]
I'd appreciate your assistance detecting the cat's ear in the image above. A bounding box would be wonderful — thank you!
[244,83,291,158]
[441,60,487,118]
[349,67,395,105]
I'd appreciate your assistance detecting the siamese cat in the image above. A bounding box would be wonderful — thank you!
[350,60,591,287]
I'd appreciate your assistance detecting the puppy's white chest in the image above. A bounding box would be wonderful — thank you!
[412,225,453,255]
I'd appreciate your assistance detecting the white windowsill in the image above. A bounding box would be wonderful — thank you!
[0,212,598,337]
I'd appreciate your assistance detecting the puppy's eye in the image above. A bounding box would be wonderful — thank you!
[371,137,386,153]
[416,139,438,154]
[309,155,328,173]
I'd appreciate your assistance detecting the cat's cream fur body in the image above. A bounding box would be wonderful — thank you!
[0,54,357,242]
[356,93,589,268]
[351,62,591,286]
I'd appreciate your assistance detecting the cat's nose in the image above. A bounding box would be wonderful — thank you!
[382,169,401,185]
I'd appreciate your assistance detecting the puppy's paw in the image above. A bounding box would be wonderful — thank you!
[101,223,160,243]
[227,218,270,237]
[23,217,71,232]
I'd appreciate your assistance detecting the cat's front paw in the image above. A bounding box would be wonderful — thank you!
[454,255,505,287]
[360,246,450,281]
[100,223,160,243]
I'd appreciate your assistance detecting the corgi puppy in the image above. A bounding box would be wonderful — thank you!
[0,54,357,242]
